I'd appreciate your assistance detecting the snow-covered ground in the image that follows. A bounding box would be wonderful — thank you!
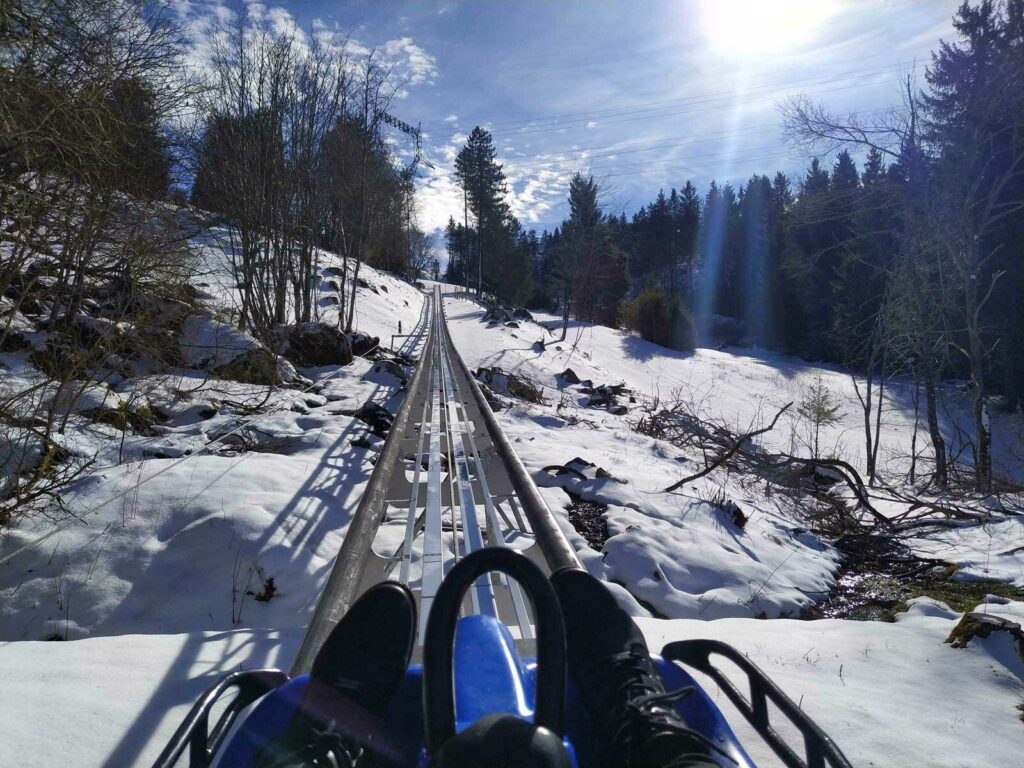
[2,598,1020,767]
[444,292,1024,597]
[2,262,1022,767]
[439,290,1024,766]
[1,259,426,643]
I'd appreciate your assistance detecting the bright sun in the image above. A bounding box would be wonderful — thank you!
[700,0,836,59]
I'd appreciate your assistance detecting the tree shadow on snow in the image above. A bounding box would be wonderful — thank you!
[620,333,695,364]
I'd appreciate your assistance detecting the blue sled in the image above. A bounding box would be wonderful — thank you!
[153,550,850,768]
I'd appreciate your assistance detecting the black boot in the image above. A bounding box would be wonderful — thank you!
[550,569,724,768]
[308,581,417,719]
[257,581,417,768]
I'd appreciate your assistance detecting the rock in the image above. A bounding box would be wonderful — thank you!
[212,347,281,386]
[504,320,520,329]
[724,499,747,529]
[582,382,631,412]
[608,404,628,416]
[475,366,545,404]
[353,401,394,437]
[475,366,509,392]
[946,612,1024,662]
[379,284,388,293]
[348,331,380,357]
[143,441,191,459]
[280,322,353,367]
[512,307,533,321]
[478,384,506,411]
[509,376,544,403]
[558,368,581,385]
[371,359,408,384]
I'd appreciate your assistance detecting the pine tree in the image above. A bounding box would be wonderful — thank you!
[553,173,628,334]
[454,127,511,295]
[917,0,1024,488]
[677,181,701,299]
[798,375,843,459]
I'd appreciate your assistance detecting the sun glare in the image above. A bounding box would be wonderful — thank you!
[700,0,836,59]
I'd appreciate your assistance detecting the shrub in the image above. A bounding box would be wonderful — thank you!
[619,285,695,351]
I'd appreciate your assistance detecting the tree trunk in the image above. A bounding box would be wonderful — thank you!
[924,374,947,487]
[870,372,884,484]
[909,379,920,484]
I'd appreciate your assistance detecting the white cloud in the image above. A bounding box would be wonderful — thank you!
[506,166,571,225]
[444,114,459,123]
[416,164,465,233]
[382,36,439,86]
[586,121,598,129]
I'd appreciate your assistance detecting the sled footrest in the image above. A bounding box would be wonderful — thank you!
[662,640,851,768]
[152,669,289,768]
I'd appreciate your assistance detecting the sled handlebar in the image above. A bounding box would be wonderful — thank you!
[422,548,567,753]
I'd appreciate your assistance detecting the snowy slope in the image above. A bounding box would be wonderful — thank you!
[0,233,427,643]
[0,628,301,767]
[445,293,1024,594]
[638,597,1024,768]
[444,295,1024,482]
[2,265,1022,768]
[192,225,423,346]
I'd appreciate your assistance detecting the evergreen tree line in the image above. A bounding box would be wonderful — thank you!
[443,127,539,307]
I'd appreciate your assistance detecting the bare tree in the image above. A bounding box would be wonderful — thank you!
[1,0,195,526]
[782,79,953,487]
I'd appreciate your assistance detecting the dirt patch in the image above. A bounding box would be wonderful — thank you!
[805,533,1024,621]
[565,491,608,550]
[249,576,278,603]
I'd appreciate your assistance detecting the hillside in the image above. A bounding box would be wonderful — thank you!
[1,274,1022,767]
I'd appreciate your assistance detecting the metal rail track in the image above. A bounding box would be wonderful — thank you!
[291,285,580,674]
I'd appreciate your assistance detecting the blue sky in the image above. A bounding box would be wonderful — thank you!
[180,1,964,235]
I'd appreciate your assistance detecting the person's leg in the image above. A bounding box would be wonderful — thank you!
[255,581,417,768]
[550,568,723,768]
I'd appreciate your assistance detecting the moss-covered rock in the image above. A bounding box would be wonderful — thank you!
[946,612,1024,663]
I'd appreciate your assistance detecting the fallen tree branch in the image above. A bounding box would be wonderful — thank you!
[664,402,792,492]
[770,455,888,524]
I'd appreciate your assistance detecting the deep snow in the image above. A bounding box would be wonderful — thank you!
[444,293,1024,601]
